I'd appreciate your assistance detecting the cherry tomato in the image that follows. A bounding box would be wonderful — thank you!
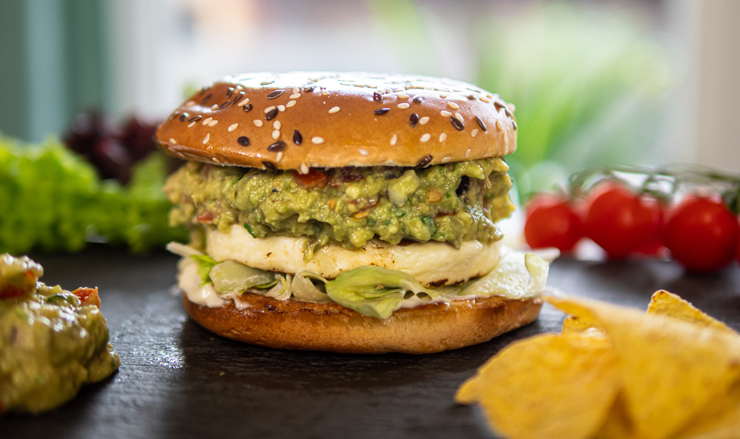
[664,196,740,272]
[634,199,666,256]
[292,169,328,189]
[524,194,584,253]
[584,183,661,259]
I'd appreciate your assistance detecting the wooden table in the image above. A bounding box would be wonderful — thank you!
[4,249,740,438]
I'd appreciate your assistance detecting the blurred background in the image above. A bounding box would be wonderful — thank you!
[0,0,738,253]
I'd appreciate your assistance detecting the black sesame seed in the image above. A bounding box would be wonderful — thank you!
[262,161,276,171]
[237,136,251,146]
[409,113,419,128]
[188,115,203,122]
[265,108,279,120]
[265,304,278,311]
[292,130,303,145]
[303,86,315,93]
[179,113,189,122]
[226,87,234,98]
[475,115,487,132]
[467,95,476,100]
[267,141,286,152]
[374,108,390,115]
[267,90,284,100]
[416,154,433,168]
[512,120,517,130]
[242,103,253,112]
[218,101,230,110]
[504,107,513,118]
[200,93,212,105]
[232,91,245,104]
[413,96,423,104]
[373,92,382,103]
[450,116,465,131]
[494,102,505,111]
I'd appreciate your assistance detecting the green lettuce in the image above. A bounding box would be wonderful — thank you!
[209,260,277,296]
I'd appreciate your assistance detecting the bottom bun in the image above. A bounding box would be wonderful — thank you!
[182,293,543,354]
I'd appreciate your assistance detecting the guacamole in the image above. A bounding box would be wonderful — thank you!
[165,158,515,256]
[0,254,120,414]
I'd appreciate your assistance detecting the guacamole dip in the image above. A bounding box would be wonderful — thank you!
[0,254,120,414]
[165,158,514,256]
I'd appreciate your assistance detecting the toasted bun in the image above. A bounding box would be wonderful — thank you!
[156,72,517,170]
[182,292,542,354]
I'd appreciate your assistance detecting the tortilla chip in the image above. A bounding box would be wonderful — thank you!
[673,381,740,439]
[595,393,634,439]
[647,290,737,335]
[457,332,620,439]
[546,296,740,439]
[561,314,604,336]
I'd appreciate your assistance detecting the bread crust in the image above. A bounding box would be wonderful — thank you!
[156,72,517,170]
[182,292,542,354]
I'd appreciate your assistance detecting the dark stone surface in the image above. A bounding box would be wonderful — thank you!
[3,249,740,439]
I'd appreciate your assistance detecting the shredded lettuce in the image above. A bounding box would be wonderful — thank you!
[191,254,218,285]
[209,260,277,296]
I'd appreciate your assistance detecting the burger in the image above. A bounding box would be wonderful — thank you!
[157,72,550,354]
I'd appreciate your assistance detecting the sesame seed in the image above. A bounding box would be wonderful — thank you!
[260,80,274,86]
[312,137,325,144]
[179,113,189,122]
[187,122,196,128]
[480,97,491,103]
[466,149,471,158]
[242,103,253,112]
[265,108,279,120]
[212,158,220,163]
[397,93,409,99]
[358,149,369,156]
[232,92,245,105]
[441,111,452,117]
[169,138,177,144]
[265,106,276,113]
[300,163,309,174]
[254,120,264,127]
[207,119,218,127]
[263,161,276,170]
[286,100,296,108]
[450,116,465,131]
[495,120,503,131]
[237,98,250,106]
[440,94,447,98]
[289,93,301,99]
[409,113,419,127]
[303,86,315,92]
[273,121,281,130]
[487,94,494,98]
[447,102,459,109]
[202,134,210,144]
[420,133,431,143]
[416,155,432,168]
[276,152,284,162]
[374,108,390,115]
[188,115,203,122]
[471,129,479,137]
[277,105,285,112]
[329,106,340,114]
[397,103,410,109]
[441,156,451,163]
[439,133,447,142]
[321,90,328,96]
[391,134,397,145]
[293,130,303,145]
[237,136,250,146]
[272,130,280,140]
[454,112,464,122]
[413,96,423,103]
[494,102,505,111]
[227,123,239,132]
[267,90,284,100]
[202,117,212,126]
[211,104,218,110]
[475,115,487,132]
[200,93,212,105]
[292,87,300,94]
[185,100,196,107]
[373,91,382,103]
[268,141,285,152]
[508,103,516,112]
[217,101,230,110]
[420,116,429,125]
[512,120,518,130]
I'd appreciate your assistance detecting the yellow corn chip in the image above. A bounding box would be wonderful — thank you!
[647,290,737,335]
[595,393,634,439]
[457,332,620,439]
[561,314,604,336]
[546,296,740,439]
[674,381,740,439]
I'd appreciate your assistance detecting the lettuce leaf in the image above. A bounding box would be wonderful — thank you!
[209,260,277,296]
[191,254,218,285]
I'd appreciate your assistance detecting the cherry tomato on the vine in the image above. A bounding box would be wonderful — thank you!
[584,183,662,259]
[524,194,584,253]
[664,196,740,272]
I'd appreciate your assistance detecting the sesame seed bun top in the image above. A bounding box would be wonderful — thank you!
[156,72,517,171]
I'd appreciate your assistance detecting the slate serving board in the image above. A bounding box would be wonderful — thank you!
[3,248,740,439]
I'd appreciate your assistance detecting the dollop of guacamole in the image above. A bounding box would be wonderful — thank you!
[0,254,120,415]
[165,158,515,256]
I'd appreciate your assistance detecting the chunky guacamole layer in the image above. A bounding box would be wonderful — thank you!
[165,158,515,255]
[0,254,120,414]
